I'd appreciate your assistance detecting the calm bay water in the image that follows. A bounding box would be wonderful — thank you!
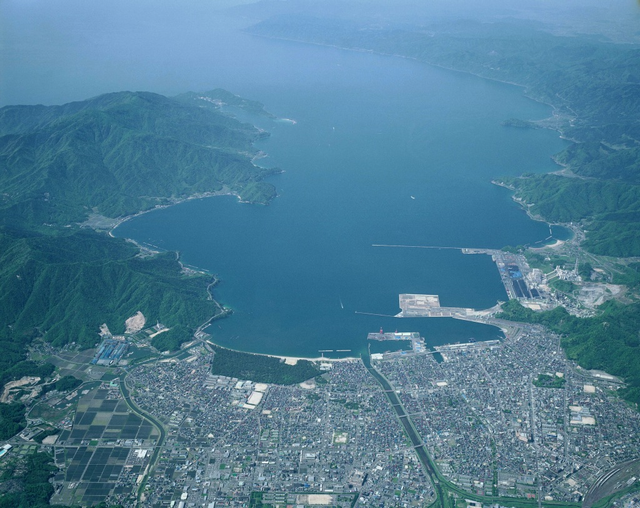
[113,19,568,357]
[1,3,568,357]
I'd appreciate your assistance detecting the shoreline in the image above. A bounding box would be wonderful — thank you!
[109,37,580,361]
[268,353,359,365]
[491,178,579,247]
[106,187,244,239]
[531,238,566,250]
[249,31,584,247]
[205,340,360,365]
[248,31,574,133]
[106,188,362,363]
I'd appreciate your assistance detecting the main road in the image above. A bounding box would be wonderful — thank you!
[362,352,580,508]
[119,377,166,505]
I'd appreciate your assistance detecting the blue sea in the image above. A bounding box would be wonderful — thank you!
[111,19,569,357]
[1,3,569,357]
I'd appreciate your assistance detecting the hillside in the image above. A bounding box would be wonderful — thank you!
[498,299,640,405]
[0,90,279,401]
[499,174,640,257]
[0,229,219,349]
[0,90,278,228]
[248,16,640,145]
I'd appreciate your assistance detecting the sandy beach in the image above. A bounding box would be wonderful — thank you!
[204,340,359,365]
[263,353,359,366]
[531,238,565,250]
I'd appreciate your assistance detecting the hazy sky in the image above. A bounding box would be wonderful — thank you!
[1,0,638,106]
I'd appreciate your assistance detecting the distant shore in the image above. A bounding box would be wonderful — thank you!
[249,31,572,134]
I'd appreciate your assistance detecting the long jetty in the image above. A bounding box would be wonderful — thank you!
[372,243,463,250]
[354,311,397,318]
[372,244,501,256]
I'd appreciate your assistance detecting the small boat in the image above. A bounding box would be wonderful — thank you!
[410,196,416,200]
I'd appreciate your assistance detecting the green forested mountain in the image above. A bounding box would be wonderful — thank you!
[0,91,278,228]
[555,143,640,184]
[0,90,279,404]
[175,89,277,118]
[0,229,218,349]
[501,174,640,256]
[502,138,640,256]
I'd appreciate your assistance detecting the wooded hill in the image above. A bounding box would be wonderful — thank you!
[0,90,278,228]
[0,90,279,400]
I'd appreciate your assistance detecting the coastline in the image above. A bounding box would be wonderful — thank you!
[531,238,566,250]
[247,31,574,133]
[104,188,270,354]
[266,353,359,365]
[491,178,578,246]
[106,187,244,239]
[248,30,583,248]
[105,144,284,240]
[99,151,360,363]
[106,37,579,360]
[205,340,359,365]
